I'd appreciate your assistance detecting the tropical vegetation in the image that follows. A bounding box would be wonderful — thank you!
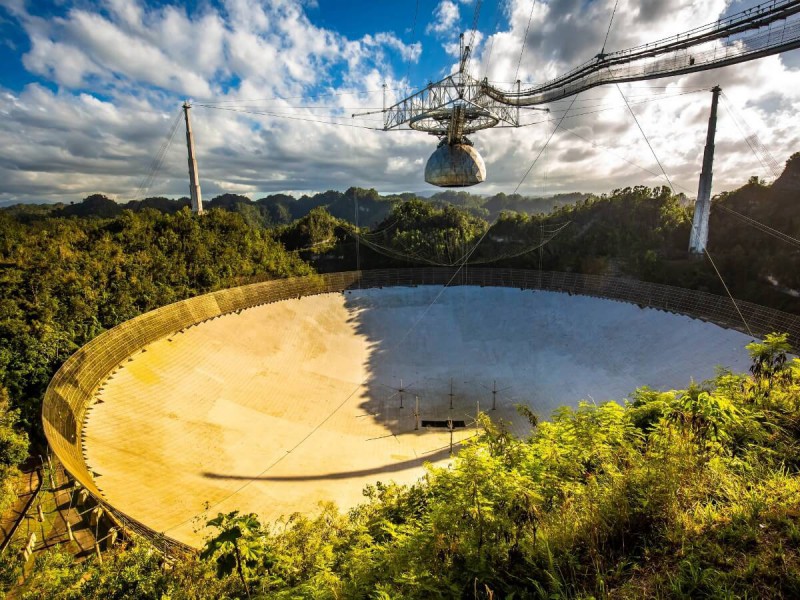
[0,156,798,597]
[1,334,798,598]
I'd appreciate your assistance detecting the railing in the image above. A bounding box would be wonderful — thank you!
[41,268,800,554]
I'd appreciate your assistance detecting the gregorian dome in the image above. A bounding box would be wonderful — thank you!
[424,143,486,187]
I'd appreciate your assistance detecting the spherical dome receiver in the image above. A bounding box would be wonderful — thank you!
[424,143,486,188]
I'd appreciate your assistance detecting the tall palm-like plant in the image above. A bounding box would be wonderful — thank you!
[201,511,265,598]
[746,333,792,398]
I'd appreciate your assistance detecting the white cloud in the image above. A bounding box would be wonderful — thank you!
[18,5,224,96]
[426,1,461,36]
[467,0,800,196]
[444,30,483,59]
[0,0,439,202]
[0,0,798,204]
[372,33,422,64]
[103,0,143,29]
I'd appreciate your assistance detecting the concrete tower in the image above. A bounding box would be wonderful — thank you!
[183,102,203,214]
[689,86,721,254]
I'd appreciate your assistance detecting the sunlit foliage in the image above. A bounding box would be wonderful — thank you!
[4,336,798,598]
[0,208,311,431]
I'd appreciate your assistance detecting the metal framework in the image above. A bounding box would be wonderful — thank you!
[483,0,800,106]
[387,73,519,136]
[356,35,524,141]
[361,0,800,131]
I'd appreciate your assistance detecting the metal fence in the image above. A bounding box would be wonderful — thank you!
[41,268,800,554]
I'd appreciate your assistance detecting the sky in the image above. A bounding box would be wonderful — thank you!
[0,0,799,204]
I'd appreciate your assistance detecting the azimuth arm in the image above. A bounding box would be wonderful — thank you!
[483,0,800,106]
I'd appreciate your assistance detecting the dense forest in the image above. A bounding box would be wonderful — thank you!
[16,187,589,230]
[0,156,798,597]
[278,154,800,312]
[0,208,311,432]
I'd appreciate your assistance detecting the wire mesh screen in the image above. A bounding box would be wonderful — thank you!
[42,268,800,553]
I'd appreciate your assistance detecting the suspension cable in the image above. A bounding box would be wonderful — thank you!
[195,104,385,130]
[514,0,537,84]
[348,221,571,266]
[467,0,484,76]
[600,0,621,56]
[513,93,579,194]
[501,88,708,128]
[715,203,800,248]
[131,108,183,201]
[481,0,503,79]
[720,91,782,178]
[405,0,420,94]
[614,84,675,191]
[161,211,525,535]
[557,114,800,252]
[197,87,400,105]
[615,83,754,337]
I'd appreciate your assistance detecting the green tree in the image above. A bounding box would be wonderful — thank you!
[0,386,28,512]
[665,383,740,448]
[746,332,792,392]
[201,511,266,598]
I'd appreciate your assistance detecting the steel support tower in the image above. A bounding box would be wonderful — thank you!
[689,86,721,254]
[183,102,203,214]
